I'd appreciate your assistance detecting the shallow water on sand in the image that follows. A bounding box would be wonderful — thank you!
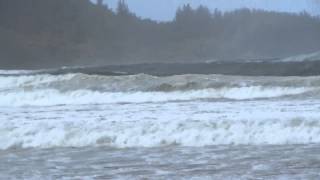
[1,145,320,179]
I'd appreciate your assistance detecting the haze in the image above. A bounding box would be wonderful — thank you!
[1,0,319,69]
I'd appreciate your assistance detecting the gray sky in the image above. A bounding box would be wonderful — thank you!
[97,0,320,21]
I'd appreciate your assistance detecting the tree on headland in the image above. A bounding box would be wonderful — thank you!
[117,0,132,17]
[0,0,319,68]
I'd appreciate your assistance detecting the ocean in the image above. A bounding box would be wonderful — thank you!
[1,68,320,179]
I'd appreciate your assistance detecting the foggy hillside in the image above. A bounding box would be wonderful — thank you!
[0,0,320,69]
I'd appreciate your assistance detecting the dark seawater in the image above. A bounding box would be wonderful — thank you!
[2,61,320,77]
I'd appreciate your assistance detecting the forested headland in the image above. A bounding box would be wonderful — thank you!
[0,0,320,69]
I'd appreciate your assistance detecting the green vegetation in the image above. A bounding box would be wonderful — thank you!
[0,0,319,68]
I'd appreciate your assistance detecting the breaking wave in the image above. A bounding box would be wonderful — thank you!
[1,71,320,150]
[281,51,320,62]
[0,73,319,106]
[1,115,320,150]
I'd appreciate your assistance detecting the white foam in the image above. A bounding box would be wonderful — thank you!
[0,70,36,75]
[1,100,320,150]
[0,74,76,90]
[0,86,312,107]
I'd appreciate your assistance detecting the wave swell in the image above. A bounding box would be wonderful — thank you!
[0,73,319,106]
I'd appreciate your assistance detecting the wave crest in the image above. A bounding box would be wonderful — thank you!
[0,86,313,106]
[0,73,319,106]
[1,116,320,150]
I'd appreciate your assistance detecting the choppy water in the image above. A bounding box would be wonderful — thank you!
[1,71,320,179]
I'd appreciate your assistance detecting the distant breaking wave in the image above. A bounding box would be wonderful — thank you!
[0,87,312,106]
[281,51,320,62]
[0,73,319,106]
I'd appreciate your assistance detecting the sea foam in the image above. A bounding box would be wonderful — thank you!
[1,100,320,150]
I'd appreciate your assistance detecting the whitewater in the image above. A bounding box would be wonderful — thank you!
[1,71,320,179]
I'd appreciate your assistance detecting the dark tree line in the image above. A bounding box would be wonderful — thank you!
[0,0,319,69]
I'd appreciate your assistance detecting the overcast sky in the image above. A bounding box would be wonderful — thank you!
[96,0,320,21]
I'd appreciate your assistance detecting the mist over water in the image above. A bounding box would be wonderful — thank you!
[1,0,320,68]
